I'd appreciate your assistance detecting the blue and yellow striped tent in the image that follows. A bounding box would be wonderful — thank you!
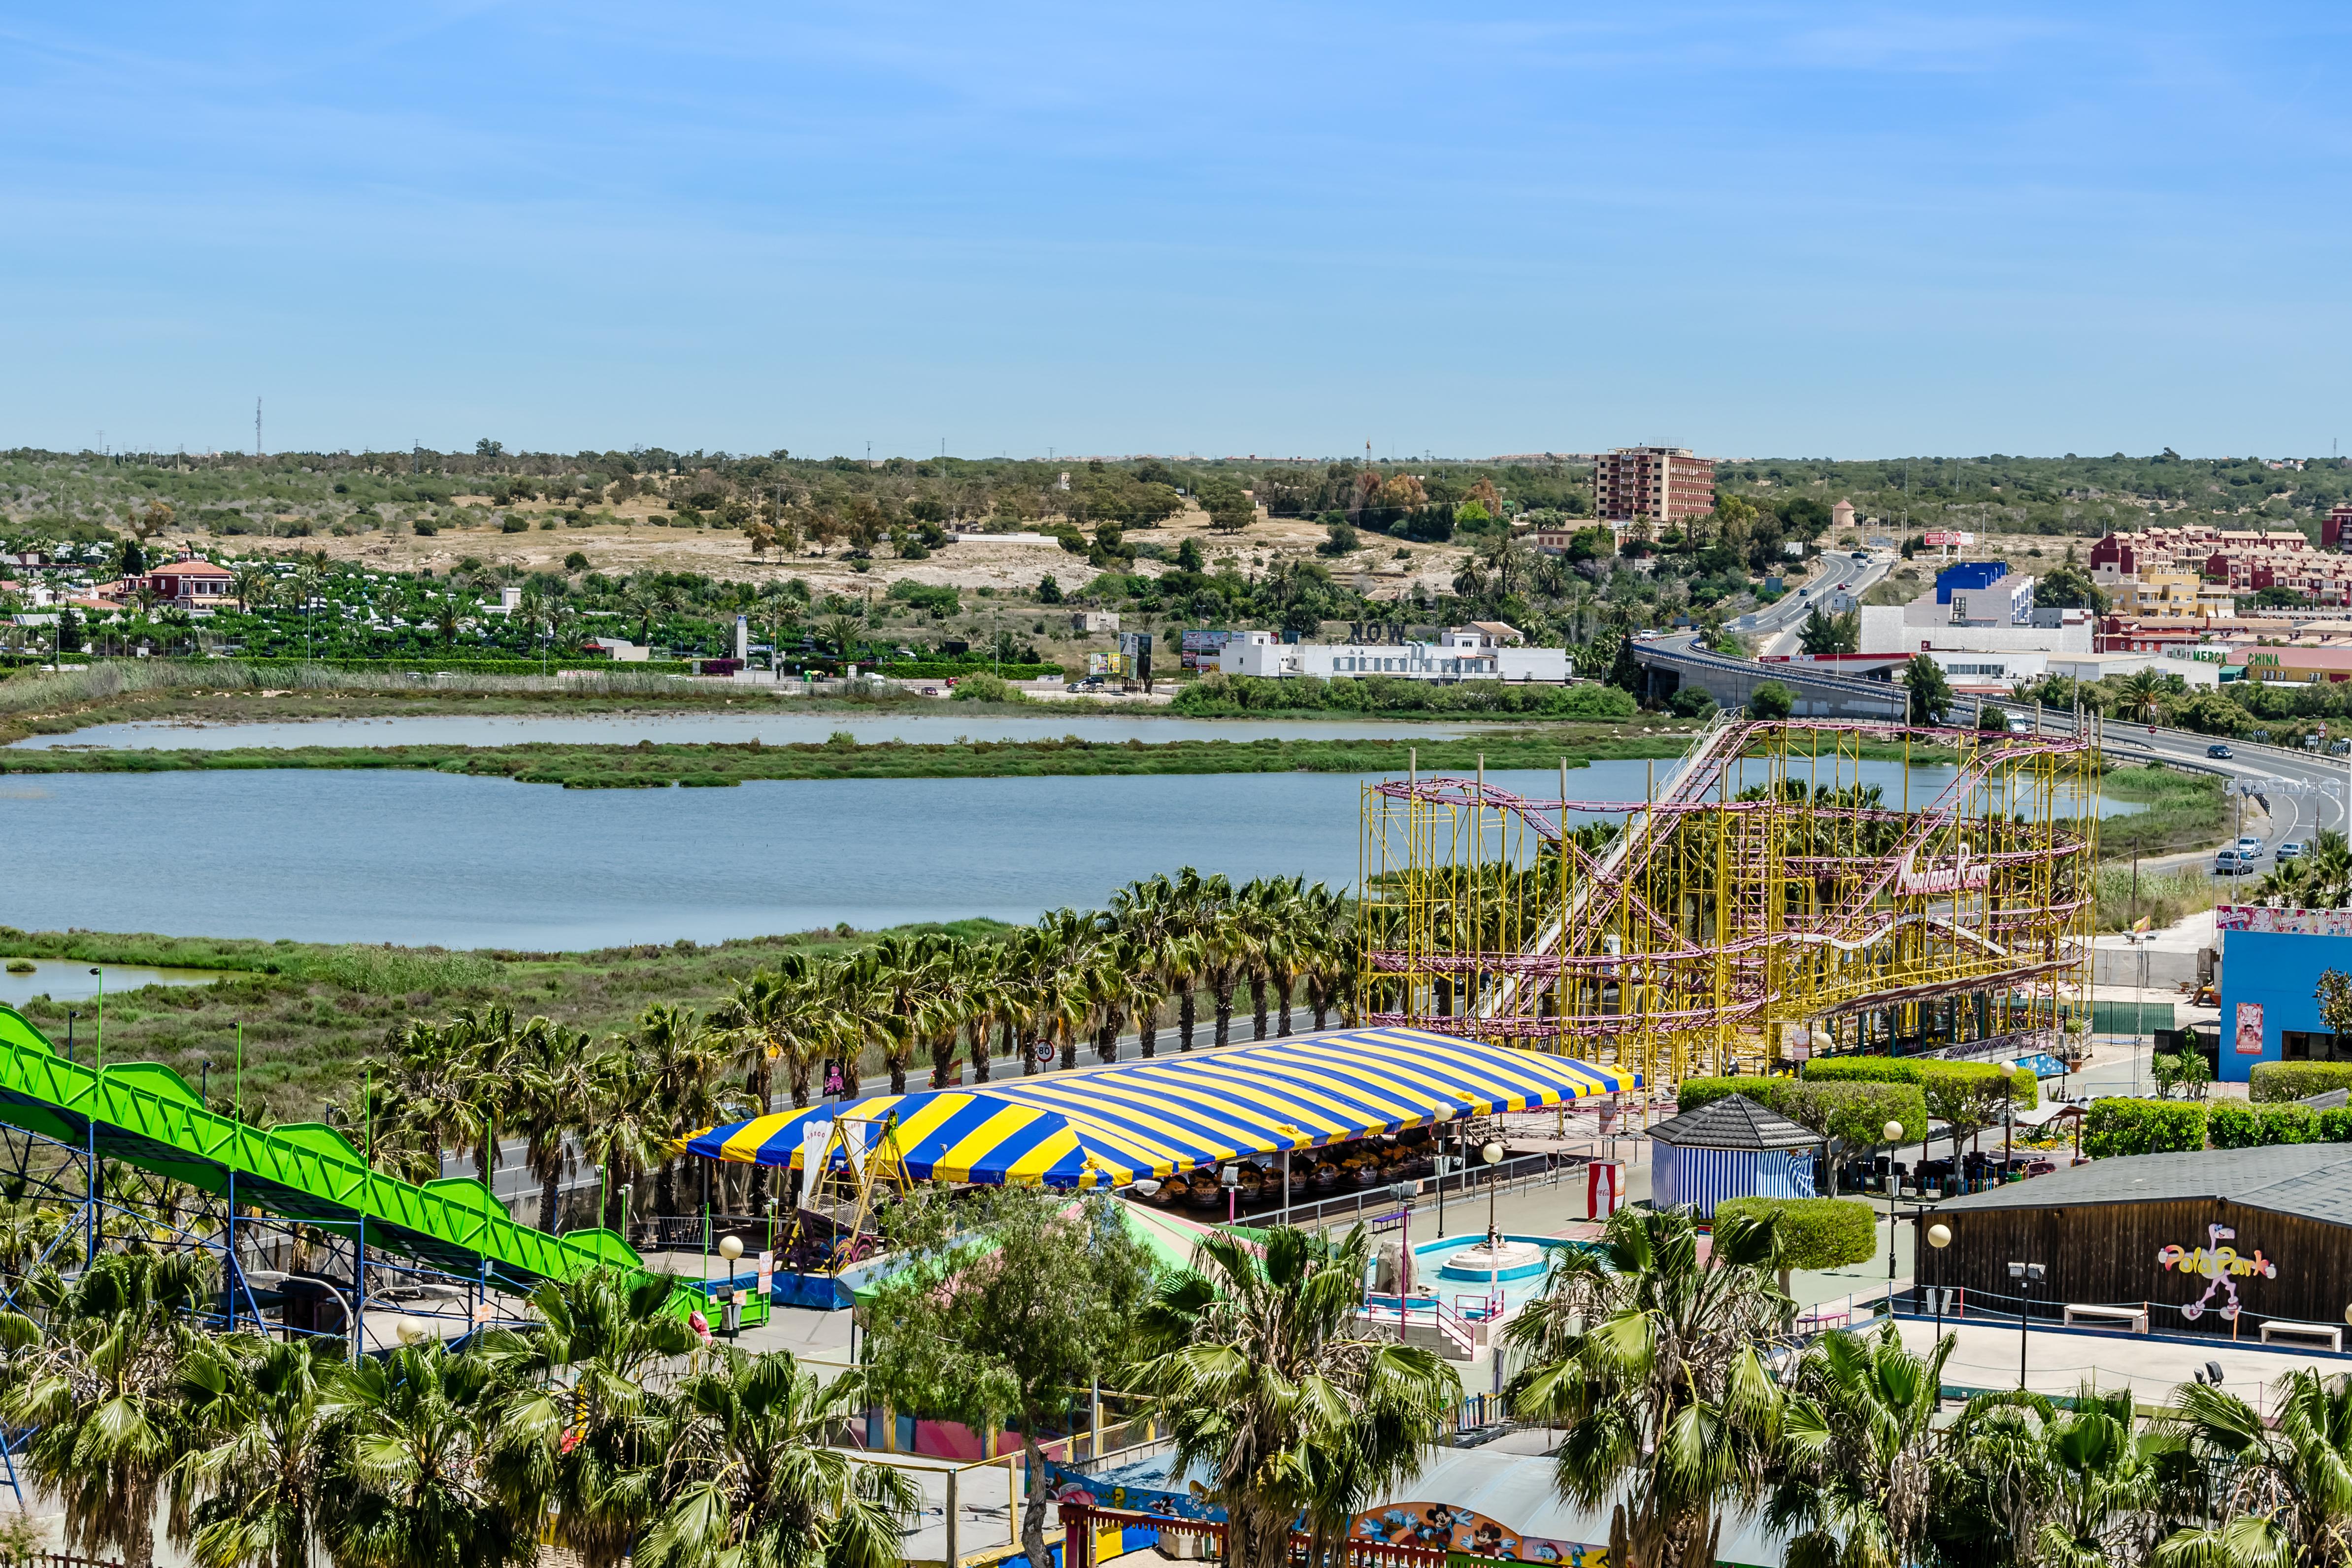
[684,1026,1636,1190]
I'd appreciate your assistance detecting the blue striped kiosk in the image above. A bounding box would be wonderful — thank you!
[1647,1093,1822,1217]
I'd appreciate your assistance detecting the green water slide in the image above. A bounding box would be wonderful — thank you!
[0,1002,687,1307]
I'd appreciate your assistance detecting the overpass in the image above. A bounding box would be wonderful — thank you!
[1633,633,1908,720]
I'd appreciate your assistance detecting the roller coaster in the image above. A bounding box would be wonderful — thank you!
[1357,712,2103,1088]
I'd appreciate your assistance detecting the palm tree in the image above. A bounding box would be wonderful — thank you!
[1503,1204,1791,1568]
[579,1042,667,1234]
[622,577,682,646]
[511,1018,593,1234]
[638,1349,915,1568]
[1769,1320,1954,1568]
[370,1020,481,1185]
[633,1005,739,1217]
[447,1002,523,1193]
[491,1268,699,1568]
[2154,1369,2352,1567]
[1130,1226,1459,1568]
[1297,883,1354,1031]
[0,1250,210,1568]
[314,1340,533,1568]
[231,562,275,615]
[2120,667,2167,724]
[173,1335,340,1568]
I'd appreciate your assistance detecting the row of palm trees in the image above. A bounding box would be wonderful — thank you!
[0,1252,907,1568]
[361,870,1355,1227]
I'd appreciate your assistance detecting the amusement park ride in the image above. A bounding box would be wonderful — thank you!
[1358,712,2104,1089]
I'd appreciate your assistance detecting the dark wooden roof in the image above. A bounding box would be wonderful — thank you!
[1937,1145,2352,1228]
[1645,1093,1822,1151]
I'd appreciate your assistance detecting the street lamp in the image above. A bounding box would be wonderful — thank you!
[1884,1119,1906,1284]
[2007,1260,2046,1391]
[1481,1141,1505,1247]
[1927,1223,1953,1403]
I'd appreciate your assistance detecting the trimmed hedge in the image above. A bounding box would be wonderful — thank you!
[1714,1196,1878,1271]
[1803,1055,2039,1110]
[2082,1099,2208,1158]
[2206,1101,2352,1148]
[1677,1076,1928,1150]
[2248,1062,2352,1104]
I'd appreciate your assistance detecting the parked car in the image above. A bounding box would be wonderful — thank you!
[2279,841,2306,862]
[2215,849,2255,875]
[2207,743,2234,759]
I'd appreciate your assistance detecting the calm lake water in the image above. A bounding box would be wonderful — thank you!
[0,760,2135,951]
[11,712,1507,750]
[0,960,226,1009]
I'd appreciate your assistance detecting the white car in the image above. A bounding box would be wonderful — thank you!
[2215,849,2256,876]
[2237,835,2265,860]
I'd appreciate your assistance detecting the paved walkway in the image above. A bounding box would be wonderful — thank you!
[1890,1314,2345,1414]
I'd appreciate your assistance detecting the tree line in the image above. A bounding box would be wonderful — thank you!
[361,871,1354,1231]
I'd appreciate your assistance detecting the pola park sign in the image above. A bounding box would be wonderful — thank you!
[2157,1223,2278,1322]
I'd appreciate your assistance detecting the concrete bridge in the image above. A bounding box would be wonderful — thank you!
[1633,633,1909,720]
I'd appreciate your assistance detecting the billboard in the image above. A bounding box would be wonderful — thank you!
[1118,631,1153,686]
[1923,531,1977,547]
[2218,905,2352,936]
[1180,629,1239,671]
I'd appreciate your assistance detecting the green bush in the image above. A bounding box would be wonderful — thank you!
[1676,1077,1927,1152]
[1713,1196,1876,1271]
[1167,672,1636,720]
[2082,1098,2208,1158]
[1804,1055,2037,1111]
[2248,1062,2352,1103]
[948,672,1021,705]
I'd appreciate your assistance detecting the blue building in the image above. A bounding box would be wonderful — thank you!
[1934,561,2009,601]
[2216,908,2352,1082]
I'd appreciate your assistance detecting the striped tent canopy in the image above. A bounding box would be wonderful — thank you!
[684,1026,1636,1191]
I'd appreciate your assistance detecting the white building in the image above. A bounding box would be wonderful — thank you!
[1923,648,2220,694]
[1217,623,1571,683]
[1858,598,2095,658]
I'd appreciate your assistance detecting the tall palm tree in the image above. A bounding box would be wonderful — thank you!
[372,1020,480,1186]
[633,1005,738,1218]
[580,1041,667,1234]
[314,1340,533,1568]
[491,1268,700,1568]
[1504,1204,1791,1568]
[638,1349,915,1568]
[511,1018,594,1234]
[1297,883,1354,1031]
[0,1250,210,1568]
[173,1335,340,1568]
[448,1002,523,1193]
[1770,1320,1955,1568]
[1129,1226,1459,1568]
[2154,1368,2352,1567]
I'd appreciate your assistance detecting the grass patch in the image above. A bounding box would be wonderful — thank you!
[0,728,1701,785]
[0,919,1014,1124]
[2080,761,2226,860]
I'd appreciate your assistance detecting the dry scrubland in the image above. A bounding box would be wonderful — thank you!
[242,498,1476,604]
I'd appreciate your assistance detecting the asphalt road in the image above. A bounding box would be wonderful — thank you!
[1732,548,1894,655]
[2047,714,2352,867]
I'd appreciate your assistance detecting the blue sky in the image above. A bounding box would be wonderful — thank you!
[3,2,2348,460]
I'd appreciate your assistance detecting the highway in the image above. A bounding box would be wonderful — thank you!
[1730,547,1894,655]
[2051,715,2352,864]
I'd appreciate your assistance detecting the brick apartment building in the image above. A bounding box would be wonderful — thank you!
[1594,447,1716,527]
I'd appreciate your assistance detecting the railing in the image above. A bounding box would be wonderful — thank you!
[1,1555,123,1568]
[1362,1290,1479,1358]
[1272,1150,1572,1234]
[1059,1503,1451,1568]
